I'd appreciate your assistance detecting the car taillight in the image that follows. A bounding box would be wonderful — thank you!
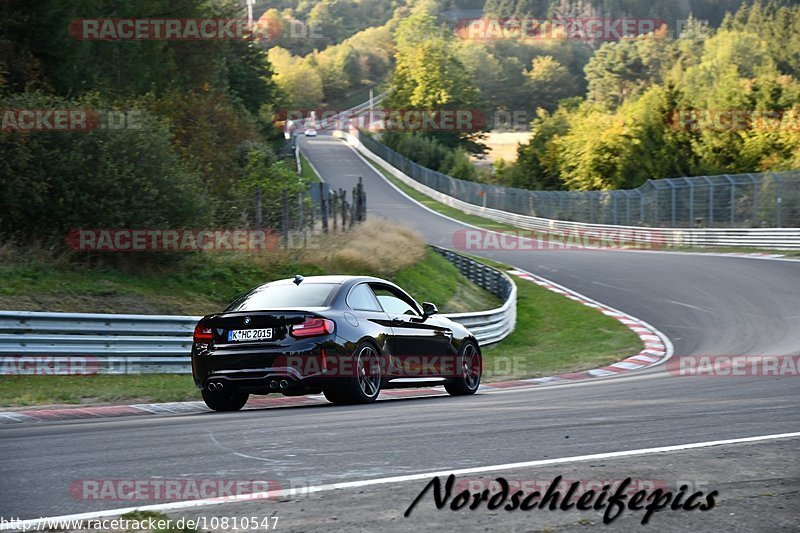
[193,324,213,343]
[291,318,334,338]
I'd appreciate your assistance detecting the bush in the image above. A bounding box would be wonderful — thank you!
[0,92,208,241]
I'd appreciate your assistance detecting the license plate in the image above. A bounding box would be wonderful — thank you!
[228,328,273,342]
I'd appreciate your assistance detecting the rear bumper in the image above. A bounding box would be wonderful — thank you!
[191,336,345,391]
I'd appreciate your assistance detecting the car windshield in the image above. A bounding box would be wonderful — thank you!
[225,283,339,312]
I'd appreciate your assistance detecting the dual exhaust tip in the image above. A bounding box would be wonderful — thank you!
[270,379,291,390]
[207,379,291,392]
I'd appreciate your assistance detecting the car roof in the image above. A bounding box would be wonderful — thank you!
[266,275,389,286]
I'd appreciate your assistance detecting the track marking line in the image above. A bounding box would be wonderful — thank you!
[6,431,799,529]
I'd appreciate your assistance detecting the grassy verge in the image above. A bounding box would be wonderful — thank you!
[298,152,321,182]
[0,220,497,316]
[0,375,199,407]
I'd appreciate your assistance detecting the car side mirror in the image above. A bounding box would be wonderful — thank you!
[422,302,438,318]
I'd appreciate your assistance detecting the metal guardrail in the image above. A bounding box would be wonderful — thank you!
[0,249,516,374]
[430,246,516,346]
[342,129,800,249]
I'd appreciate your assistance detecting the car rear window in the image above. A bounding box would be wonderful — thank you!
[225,283,339,311]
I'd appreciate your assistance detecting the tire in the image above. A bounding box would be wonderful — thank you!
[323,341,382,405]
[201,388,249,412]
[445,340,482,396]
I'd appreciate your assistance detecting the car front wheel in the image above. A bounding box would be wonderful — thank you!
[445,340,482,396]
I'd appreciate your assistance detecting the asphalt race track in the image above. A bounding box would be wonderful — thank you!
[1,133,798,532]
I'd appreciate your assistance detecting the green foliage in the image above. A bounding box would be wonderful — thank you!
[0,92,207,240]
[386,12,484,154]
[526,55,578,112]
[0,0,293,243]
[507,1,800,191]
[388,12,479,110]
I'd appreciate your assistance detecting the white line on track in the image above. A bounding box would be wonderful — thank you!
[5,432,799,530]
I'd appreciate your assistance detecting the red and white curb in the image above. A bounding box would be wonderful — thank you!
[0,272,672,424]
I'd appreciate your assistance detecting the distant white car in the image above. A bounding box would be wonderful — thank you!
[304,128,318,137]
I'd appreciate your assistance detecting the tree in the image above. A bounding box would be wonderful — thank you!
[268,47,324,108]
[525,55,577,112]
[585,36,677,110]
[386,12,483,153]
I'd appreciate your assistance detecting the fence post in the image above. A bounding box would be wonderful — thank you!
[357,177,365,221]
[709,181,714,227]
[254,187,262,230]
[341,189,347,228]
[775,174,782,227]
[723,175,736,226]
[670,182,676,227]
[332,192,338,231]
[748,174,758,228]
[319,182,328,234]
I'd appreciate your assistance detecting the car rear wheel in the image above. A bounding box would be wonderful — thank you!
[323,342,382,405]
[445,340,481,396]
[201,388,249,411]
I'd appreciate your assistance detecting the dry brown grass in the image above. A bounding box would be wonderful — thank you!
[301,218,426,277]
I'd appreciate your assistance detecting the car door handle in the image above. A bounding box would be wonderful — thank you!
[391,318,404,325]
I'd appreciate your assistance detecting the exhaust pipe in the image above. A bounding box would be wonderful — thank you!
[279,380,290,390]
[269,380,279,391]
[207,382,224,391]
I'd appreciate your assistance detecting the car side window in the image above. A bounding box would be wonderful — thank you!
[346,283,383,312]
[371,286,419,316]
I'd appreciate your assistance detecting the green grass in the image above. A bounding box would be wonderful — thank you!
[298,152,321,182]
[0,375,199,407]
[0,246,497,317]
[396,249,501,313]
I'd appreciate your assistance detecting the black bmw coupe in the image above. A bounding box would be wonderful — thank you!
[191,275,482,411]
